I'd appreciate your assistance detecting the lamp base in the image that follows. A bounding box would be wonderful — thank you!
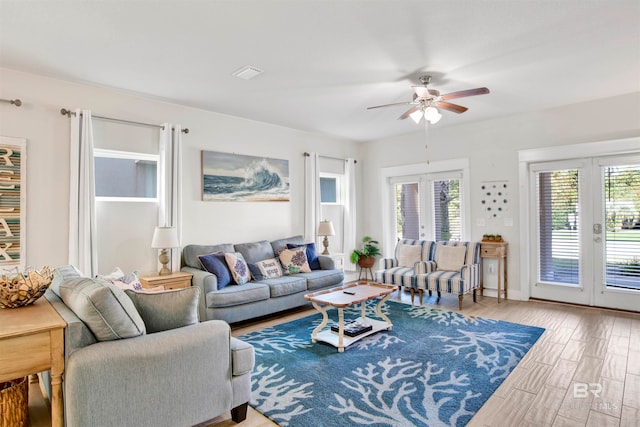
[322,236,330,255]
[158,249,172,276]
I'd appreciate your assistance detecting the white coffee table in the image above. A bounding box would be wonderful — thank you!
[304,281,397,352]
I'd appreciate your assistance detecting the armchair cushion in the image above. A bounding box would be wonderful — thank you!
[59,277,146,341]
[435,244,467,271]
[397,244,422,268]
[125,288,200,333]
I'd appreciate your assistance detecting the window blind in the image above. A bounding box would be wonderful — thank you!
[536,169,580,285]
[603,164,640,289]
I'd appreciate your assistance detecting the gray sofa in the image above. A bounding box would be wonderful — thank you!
[182,235,344,323]
[43,265,254,427]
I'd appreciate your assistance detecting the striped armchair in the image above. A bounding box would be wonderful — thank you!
[374,239,436,292]
[414,241,481,309]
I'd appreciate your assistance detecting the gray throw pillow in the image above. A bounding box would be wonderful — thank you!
[59,277,146,341]
[125,287,200,334]
[50,265,84,297]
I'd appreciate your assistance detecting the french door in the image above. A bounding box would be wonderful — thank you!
[389,172,464,242]
[529,155,640,311]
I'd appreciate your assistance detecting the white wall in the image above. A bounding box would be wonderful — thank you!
[0,68,359,275]
[361,92,640,299]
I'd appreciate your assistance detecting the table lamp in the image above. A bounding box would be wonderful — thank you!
[317,220,336,255]
[151,226,179,275]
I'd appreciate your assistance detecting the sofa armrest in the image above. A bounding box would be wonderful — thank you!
[317,255,336,270]
[182,266,217,321]
[381,258,398,269]
[65,321,233,427]
[415,261,436,274]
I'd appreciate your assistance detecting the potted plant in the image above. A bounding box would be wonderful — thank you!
[350,236,381,268]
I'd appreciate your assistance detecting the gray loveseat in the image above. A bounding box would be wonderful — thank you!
[43,265,254,427]
[182,235,344,323]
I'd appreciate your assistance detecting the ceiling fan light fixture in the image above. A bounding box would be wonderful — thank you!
[429,112,442,124]
[410,109,424,124]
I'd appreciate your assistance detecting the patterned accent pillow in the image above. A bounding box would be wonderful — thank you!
[96,267,143,291]
[224,252,251,285]
[286,242,321,270]
[198,252,233,289]
[249,258,284,281]
[278,248,311,275]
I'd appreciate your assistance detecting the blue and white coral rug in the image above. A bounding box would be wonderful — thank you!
[240,300,544,426]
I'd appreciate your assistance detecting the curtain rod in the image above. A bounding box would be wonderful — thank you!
[303,152,357,164]
[1,98,22,107]
[60,108,189,134]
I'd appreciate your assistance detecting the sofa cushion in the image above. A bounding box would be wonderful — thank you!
[435,244,467,272]
[248,258,284,281]
[50,264,83,297]
[59,277,146,341]
[198,252,233,289]
[300,269,344,291]
[224,252,251,285]
[205,282,270,308]
[125,287,200,333]
[397,244,422,268]
[279,247,311,274]
[287,242,321,270]
[182,243,235,269]
[255,276,307,298]
[270,235,304,255]
[234,240,274,264]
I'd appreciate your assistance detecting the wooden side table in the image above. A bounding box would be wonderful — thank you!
[0,298,66,427]
[480,241,508,303]
[140,271,193,290]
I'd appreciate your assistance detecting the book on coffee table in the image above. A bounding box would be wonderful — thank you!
[331,320,373,337]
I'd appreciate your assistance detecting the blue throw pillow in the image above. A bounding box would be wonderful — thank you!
[287,242,321,270]
[198,252,232,289]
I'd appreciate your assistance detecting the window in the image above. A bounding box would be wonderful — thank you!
[535,168,580,285]
[602,163,640,288]
[94,149,158,201]
[432,177,461,241]
[394,181,421,240]
[320,174,342,204]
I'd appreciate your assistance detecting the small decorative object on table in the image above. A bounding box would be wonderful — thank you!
[482,233,504,242]
[0,266,53,308]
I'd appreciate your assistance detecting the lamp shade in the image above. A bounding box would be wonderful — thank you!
[151,226,179,249]
[317,220,335,236]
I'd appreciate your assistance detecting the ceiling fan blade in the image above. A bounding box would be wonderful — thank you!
[398,105,420,120]
[367,101,413,110]
[440,87,490,101]
[434,101,468,114]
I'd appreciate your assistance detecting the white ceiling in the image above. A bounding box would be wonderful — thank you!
[1,0,639,142]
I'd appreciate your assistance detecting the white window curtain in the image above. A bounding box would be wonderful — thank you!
[304,152,321,243]
[68,109,98,276]
[158,124,182,273]
[343,158,357,271]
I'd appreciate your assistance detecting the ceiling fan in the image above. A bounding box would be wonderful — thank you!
[367,75,490,124]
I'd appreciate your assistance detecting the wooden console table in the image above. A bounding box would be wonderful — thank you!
[480,241,508,303]
[0,298,66,427]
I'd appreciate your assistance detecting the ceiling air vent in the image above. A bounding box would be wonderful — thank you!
[232,65,264,80]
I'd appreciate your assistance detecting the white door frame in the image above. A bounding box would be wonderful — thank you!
[518,136,640,303]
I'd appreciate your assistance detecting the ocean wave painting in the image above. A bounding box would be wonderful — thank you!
[201,150,290,202]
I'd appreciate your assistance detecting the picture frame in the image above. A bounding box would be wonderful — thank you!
[201,150,290,202]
